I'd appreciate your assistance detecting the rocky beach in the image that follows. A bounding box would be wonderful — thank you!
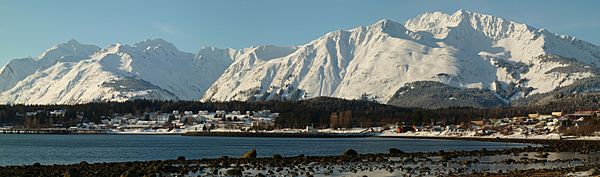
[2,138,600,177]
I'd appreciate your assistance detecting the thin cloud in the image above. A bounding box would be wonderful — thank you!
[151,21,178,35]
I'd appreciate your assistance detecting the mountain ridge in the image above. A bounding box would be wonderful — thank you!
[201,9,600,106]
[2,9,599,108]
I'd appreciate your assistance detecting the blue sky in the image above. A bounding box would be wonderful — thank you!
[1,0,599,66]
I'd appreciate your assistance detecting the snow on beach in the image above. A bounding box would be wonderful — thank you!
[107,127,600,141]
[380,130,600,140]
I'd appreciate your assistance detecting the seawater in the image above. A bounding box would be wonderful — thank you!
[0,134,529,166]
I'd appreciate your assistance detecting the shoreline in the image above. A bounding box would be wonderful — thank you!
[3,134,600,176]
[182,131,375,138]
[2,140,599,176]
[4,130,600,142]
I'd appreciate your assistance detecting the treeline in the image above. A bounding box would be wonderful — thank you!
[0,96,596,128]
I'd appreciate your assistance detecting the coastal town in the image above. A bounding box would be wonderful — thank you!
[3,107,600,176]
[0,109,279,134]
[2,108,600,140]
[384,110,600,140]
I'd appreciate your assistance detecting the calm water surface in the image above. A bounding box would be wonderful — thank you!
[0,134,529,166]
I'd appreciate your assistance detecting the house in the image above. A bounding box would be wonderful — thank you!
[551,112,563,117]
[215,110,226,118]
[26,110,44,117]
[470,120,485,127]
[536,114,553,121]
[396,126,415,133]
[158,113,170,121]
[50,110,66,117]
[101,118,111,125]
[412,125,424,131]
[305,125,316,132]
[567,111,598,119]
[254,110,272,117]
[431,125,444,132]
[512,117,526,124]
[524,118,538,125]
[197,110,209,115]
[396,123,416,133]
[528,113,540,119]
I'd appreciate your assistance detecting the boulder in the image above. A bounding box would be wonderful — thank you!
[226,168,243,176]
[242,149,257,159]
[63,169,81,177]
[342,149,358,156]
[389,148,405,155]
[120,168,138,177]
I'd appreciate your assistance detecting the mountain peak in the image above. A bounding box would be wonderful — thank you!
[453,9,472,16]
[404,9,536,40]
[66,39,81,45]
[404,10,470,30]
[371,19,404,30]
[133,38,178,52]
[38,39,101,61]
[373,19,393,25]
[362,18,413,39]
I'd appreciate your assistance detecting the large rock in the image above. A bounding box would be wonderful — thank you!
[63,169,81,177]
[342,149,358,156]
[242,148,257,159]
[226,168,243,176]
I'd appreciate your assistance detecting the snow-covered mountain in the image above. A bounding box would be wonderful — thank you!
[0,40,101,92]
[0,39,234,104]
[202,9,600,106]
[2,9,600,107]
